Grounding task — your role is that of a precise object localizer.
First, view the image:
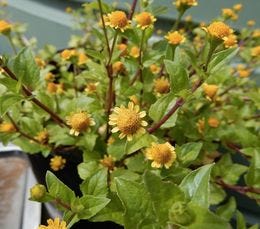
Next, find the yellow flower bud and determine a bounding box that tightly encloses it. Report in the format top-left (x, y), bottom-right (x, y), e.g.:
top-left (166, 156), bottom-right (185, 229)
top-left (30, 184), bottom-right (46, 200)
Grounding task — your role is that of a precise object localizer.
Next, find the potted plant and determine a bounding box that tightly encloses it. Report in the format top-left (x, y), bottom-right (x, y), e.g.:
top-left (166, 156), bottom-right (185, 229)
top-left (0, 0), bottom-right (259, 228)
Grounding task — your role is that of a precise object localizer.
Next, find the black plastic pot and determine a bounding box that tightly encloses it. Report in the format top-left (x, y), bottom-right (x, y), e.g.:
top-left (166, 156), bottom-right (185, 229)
top-left (28, 151), bottom-right (123, 229)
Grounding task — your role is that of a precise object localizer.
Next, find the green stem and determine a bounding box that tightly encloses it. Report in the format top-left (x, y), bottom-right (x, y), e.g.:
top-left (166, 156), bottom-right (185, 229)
top-left (205, 41), bottom-right (218, 71)
top-left (172, 11), bottom-right (184, 31)
top-left (6, 34), bottom-right (17, 54)
top-left (97, 0), bottom-right (111, 56)
top-left (107, 31), bottom-right (118, 65)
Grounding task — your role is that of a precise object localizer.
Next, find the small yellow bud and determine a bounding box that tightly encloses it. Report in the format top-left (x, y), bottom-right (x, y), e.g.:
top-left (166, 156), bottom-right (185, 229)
top-left (203, 84), bottom-right (218, 99)
top-left (208, 117), bottom-right (220, 128)
top-left (30, 184), bottom-right (46, 200)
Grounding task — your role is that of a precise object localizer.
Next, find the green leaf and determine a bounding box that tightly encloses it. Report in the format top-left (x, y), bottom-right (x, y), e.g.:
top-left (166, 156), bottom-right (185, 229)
top-left (164, 60), bottom-right (189, 94)
top-left (216, 197), bottom-right (236, 221)
top-left (76, 133), bottom-right (98, 151)
top-left (176, 142), bottom-right (203, 166)
top-left (179, 164), bottom-right (214, 208)
top-left (78, 161), bottom-right (99, 180)
top-left (86, 49), bottom-right (105, 62)
top-left (115, 178), bottom-right (157, 229)
top-left (0, 94), bottom-right (23, 116)
top-left (236, 210), bottom-right (246, 229)
top-left (80, 168), bottom-right (108, 197)
top-left (12, 47), bottom-right (40, 89)
top-left (45, 171), bottom-right (75, 208)
top-left (245, 150), bottom-right (260, 188)
top-left (125, 133), bottom-right (155, 155)
top-left (178, 202), bottom-right (230, 229)
top-left (149, 93), bottom-right (179, 128)
top-left (91, 192), bottom-right (124, 225)
top-left (144, 171), bottom-right (185, 226)
top-left (208, 48), bottom-right (239, 74)
top-left (0, 77), bottom-right (19, 93)
top-left (77, 195), bottom-right (110, 220)
top-left (107, 138), bottom-right (126, 160)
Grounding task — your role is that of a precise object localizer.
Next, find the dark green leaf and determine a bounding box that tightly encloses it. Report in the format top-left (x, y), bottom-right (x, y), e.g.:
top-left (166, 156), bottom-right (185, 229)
top-left (245, 150), bottom-right (260, 188)
top-left (216, 197), bottom-right (236, 221)
top-left (0, 94), bottom-right (23, 116)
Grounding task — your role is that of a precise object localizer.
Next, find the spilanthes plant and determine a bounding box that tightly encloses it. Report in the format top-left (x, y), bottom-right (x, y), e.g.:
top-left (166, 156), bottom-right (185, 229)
top-left (0, 0), bottom-right (259, 228)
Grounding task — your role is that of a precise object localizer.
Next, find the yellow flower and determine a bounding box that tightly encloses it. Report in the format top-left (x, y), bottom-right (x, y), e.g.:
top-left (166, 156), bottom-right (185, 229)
top-left (117, 43), bottom-right (128, 56)
top-left (165, 31), bottom-right (185, 45)
top-left (0, 122), bottom-right (16, 133)
top-left (50, 156), bottom-right (66, 171)
top-left (223, 34), bottom-right (237, 48)
top-left (251, 46), bottom-right (260, 57)
top-left (35, 57), bottom-right (46, 68)
top-left (233, 4), bottom-right (242, 11)
top-left (129, 46), bottom-right (140, 58)
top-left (47, 82), bottom-right (58, 94)
top-left (145, 142), bottom-right (176, 169)
top-left (175, 0), bottom-right (198, 11)
top-left (0, 0), bottom-right (8, 7)
top-left (85, 82), bottom-right (99, 94)
top-left (38, 218), bottom-right (67, 229)
top-left (109, 102), bottom-right (147, 141)
top-left (100, 155), bottom-right (115, 171)
top-left (65, 7), bottom-right (73, 13)
top-left (0, 20), bottom-right (12, 33)
top-left (203, 83), bottom-right (218, 99)
top-left (45, 72), bottom-right (55, 81)
top-left (105, 11), bottom-right (130, 32)
top-left (30, 184), bottom-right (46, 200)
top-left (237, 69), bottom-right (251, 78)
top-left (185, 15), bottom-right (192, 22)
top-left (35, 130), bottom-right (49, 145)
top-left (252, 29), bottom-right (260, 38)
top-left (208, 117), bottom-right (220, 128)
top-left (134, 12), bottom-right (156, 30)
top-left (205, 21), bottom-right (233, 40)
top-left (196, 119), bottom-right (205, 134)
top-left (154, 77), bottom-right (170, 95)
top-left (247, 20), bottom-right (255, 27)
top-left (222, 8), bottom-right (238, 21)
top-left (60, 49), bottom-right (77, 60)
top-left (66, 111), bottom-right (95, 136)
top-left (112, 61), bottom-right (126, 75)
top-left (150, 64), bottom-right (160, 74)
top-left (77, 52), bottom-right (88, 65)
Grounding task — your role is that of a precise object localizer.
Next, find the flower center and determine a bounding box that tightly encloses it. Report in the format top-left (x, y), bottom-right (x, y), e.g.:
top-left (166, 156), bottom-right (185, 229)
top-left (136, 12), bottom-right (152, 26)
top-left (70, 113), bottom-right (90, 131)
top-left (116, 109), bottom-right (141, 134)
top-left (109, 11), bottom-right (128, 28)
top-left (207, 22), bottom-right (232, 39)
top-left (154, 78), bottom-right (170, 94)
top-left (152, 144), bottom-right (173, 164)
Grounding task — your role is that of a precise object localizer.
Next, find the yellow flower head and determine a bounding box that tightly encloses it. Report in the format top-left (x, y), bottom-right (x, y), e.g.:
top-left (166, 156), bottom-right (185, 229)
top-left (196, 118), bottom-right (205, 134)
top-left (175, 0), bottom-right (198, 11)
top-left (205, 21), bottom-right (233, 40)
top-left (0, 20), bottom-right (12, 33)
top-left (145, 142), bottom-right (176, 169)
top-left (251, 46), bottom-right (260, 57)
top-left (47, 82), bottom-right (58, 94)
top-left (203, 83), bottom-right (218, 99)
top-left (60, 49), bottom-right (77, 60)
top-left (150, 64), bottom-right (161, 74)
top-left (77, 52), bottom-right (88, 65)
top-left (66, 111), bottom-right (95, 136)
top-left (208, 117), bottom-right (220, 128)
top-left (65, 7), bottom-right (73, 13)
top-left (112, 61), bottom-right (126, 75)
top-left (45, 72), bottom-right (55, 81)
top-left (134, 12), bottom-right (156, 30)
top-left (105, 11), bottom-right (130, 32)
top-left (35, 130), bottom-right (49, 145)
top-left (165, 31), bottom-right (185, 45)
top-left (129, 46), bottom-right (140, 58)
top-left (0, 0), bottom-right (8, 7)
top-left (252, 29), bottom-right (260, 38)
top-left (35, 57), bottom-right (46, 68)
top-left (50, 156), bottom-right (66, 171)
top-left (38, 218), bottom-right (67, 229)
top-left (222, 8), bottom-right (238, 21)
top-left (237, 69), bottom-right (251, 78)
top-left (233, 4), bottom-right (242, 11)
top-left (109, 102), bottom-right (147, 141)
top-left (0, 122), bottom-right (16, 133)
top-left (100, 155), bottom-right (115, 171)
top-left (30, 184), bottom-right (46, 200)
top-left (117, 43), bottom-right (128, 56)
top-left (247, 20), bottom-right (255, 27)
top-left (85, 82), bottom-right (99, 94)
top-left (223, 34), bottom-right (237, 48)
top-left (154, 77), bottom-right (170, 95)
